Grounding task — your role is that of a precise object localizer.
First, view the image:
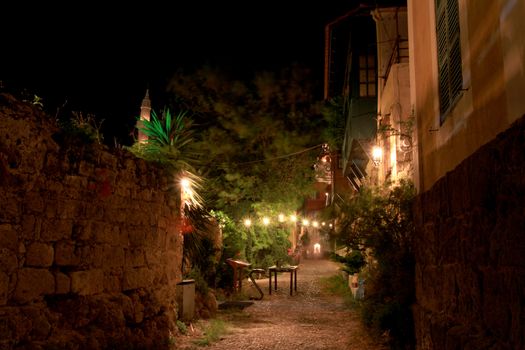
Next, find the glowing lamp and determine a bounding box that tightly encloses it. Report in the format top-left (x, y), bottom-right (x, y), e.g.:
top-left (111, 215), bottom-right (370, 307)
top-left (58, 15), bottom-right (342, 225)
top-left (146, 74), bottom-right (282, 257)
top-left (372, 146), bottom-right (383, 166)
top-left (180, 178), bottom-right (191, 191)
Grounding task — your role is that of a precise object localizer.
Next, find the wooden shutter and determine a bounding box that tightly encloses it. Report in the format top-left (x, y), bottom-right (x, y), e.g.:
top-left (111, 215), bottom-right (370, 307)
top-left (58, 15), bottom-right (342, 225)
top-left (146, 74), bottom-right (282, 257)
top-left (436, 0), bottom-right (463, 122)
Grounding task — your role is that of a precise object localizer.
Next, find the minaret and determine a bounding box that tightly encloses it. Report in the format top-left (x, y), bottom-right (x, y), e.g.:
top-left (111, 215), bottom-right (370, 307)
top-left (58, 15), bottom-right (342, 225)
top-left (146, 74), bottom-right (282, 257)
top-left (137, 89), bottom-right (151, 143)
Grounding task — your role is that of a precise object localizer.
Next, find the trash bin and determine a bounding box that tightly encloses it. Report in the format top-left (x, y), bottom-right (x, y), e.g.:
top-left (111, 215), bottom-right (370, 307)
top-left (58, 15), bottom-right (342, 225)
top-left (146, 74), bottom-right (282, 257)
top-left (176, 279), bottom-right (195, 321)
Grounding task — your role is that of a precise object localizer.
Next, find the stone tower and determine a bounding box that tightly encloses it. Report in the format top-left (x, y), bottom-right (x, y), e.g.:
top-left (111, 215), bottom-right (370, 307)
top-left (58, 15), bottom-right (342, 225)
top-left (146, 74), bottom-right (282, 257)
top-left (137, 89), bottom-right (151, 143)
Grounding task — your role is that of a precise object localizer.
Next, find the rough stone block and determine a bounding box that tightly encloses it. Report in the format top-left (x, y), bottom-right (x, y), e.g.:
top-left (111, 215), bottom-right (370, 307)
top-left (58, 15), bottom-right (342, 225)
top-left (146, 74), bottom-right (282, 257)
top-left (0, 271), bottom-right (8, 305)
top-left (54, 241), bottom-right (80, 266)
top-left (123, 267), bottom-right (153, 291)
top-left (0, 248), bottom-right (18, 275)
top-left (114, 186), bottom-right (131, 198)
top-left (24, 192), bottom-right (44, 213)
top-left (144, 248), bottom-right (161, 266)
top-left (25, 243), bottom-right (54, 267)
top-left (92, 221), bottom-right (114, 244)
top-left (45, 179), bottom-right (64, 194)
top-left (99, 152), bottom-right (117, 168)
top-left (44, 199), bottom-right (57, 218)
top-left (55, 272), bottom-right (70, 294)
top-left (78, 160), bottom-right (95, 176)
top-left (103, 272), bottom-right (122, 292)
top-left (77, 245), bottom-right (95, 268)
top-left (57, 200), bottom-right (83, 219)
top-left (45, 152), bottom-right (60, 169)
top-left (40, 219), bottom-right (73, 241)
top-left (467, 150), bottom-right (496, 209)
top-left (21, 215), bottom-right (36, 240)
top-left (64, 175), bottom-right (88, 189)
top-left (0, 224), bottom-right (18, 251)
top-left (448, 163), bottom-right (471, 215)
top-left (70, 269), bottom-right (104, 295)
top-left (138, 189), bottom-right (152, 201)
top-left (84, 204), bottom-right (104, 221)
top-left (103, 246), bottom-right (125, 268)
top-left (22, 306), bottom-right (51, 340)
top-left (72, 221), bottom-right (92, 241)
top-left (125, 248), bottom-right (145, 267)
top-left (14, 268), bottom-right (54, 304)
top-left (89, 245), bottom-right (105, 268)
top-left (129, 228), bottom-right (146, 247)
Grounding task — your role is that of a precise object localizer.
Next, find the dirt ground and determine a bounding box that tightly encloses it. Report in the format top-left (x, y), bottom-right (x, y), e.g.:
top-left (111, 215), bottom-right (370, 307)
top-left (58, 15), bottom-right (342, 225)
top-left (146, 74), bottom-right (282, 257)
top-left (175, 258), bottom-right (387, 350)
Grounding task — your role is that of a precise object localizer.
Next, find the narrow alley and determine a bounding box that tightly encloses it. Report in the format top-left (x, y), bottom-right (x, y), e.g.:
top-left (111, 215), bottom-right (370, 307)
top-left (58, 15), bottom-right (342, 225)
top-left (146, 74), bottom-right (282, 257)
top-left (177, 259), bottom-right (387, 350)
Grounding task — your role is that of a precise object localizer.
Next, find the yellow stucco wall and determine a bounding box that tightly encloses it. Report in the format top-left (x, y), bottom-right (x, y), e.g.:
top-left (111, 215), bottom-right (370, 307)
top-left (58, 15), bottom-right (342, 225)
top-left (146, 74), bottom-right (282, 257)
top-left (409, 0), bottom-right (525, 192)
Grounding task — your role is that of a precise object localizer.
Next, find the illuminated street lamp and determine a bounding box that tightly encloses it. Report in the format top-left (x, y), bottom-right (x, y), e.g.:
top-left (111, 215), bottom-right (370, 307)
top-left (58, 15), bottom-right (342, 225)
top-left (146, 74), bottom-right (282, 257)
top-left (302, 219), bottom-right (309, 226)
top-left (278, 214), bottom-right (285, 222)
top-left (262, 217), bottom-right (270, 226)
top-left (290, 215), bottom-right (297, 222)
top-left (372, 146), bottom-right (383, 166)
top-left (244, 219), bottom-right (252, 227)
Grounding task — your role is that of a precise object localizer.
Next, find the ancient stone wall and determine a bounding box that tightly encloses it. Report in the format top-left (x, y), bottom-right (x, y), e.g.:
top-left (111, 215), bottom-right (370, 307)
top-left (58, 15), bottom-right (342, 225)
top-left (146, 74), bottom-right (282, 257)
top-left (413, 115), bottom-right (525, 349)
top-left (0, 94), bottom-right (183, 349)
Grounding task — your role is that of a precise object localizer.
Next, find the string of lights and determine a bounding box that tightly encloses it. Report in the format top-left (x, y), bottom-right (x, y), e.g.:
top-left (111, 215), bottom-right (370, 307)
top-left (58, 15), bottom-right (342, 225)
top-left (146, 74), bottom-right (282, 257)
top-left (241, 214), bottom-right (333, 229)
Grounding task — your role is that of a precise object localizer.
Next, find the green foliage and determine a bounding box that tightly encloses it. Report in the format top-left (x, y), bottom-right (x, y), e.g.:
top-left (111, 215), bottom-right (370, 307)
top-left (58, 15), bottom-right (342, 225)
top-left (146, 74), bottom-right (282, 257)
top-left (168, 64), bottom-right (323, 218)
top-left (56, 111), bottom-right (105, 144)
top-left (167, 64), bottom-right (325, 293)
top-left (176, 320), bottom-right (188, 334)
top-left (182, 206), bottom-right (218, 286)
top-left (320, 274), bottom-right (355, 308)
top-left (211, 211), bottom-right (247, 290)
top-left (185, 266), bottom-right (209, 295)
top-left (193, 319), bottom-right (228, 346)
top-left (320, 96), bottom-right (346, 151)
top-left (128, 108), bottom-right (199, 174)
top-left (211, 210), bottom-right (292, 290)
top-left (334, 180), bottom-right (416, 349)
top-left (331, 250), bottom-right (366, 275)
top-left (249, 225), bottom-right (292, 269)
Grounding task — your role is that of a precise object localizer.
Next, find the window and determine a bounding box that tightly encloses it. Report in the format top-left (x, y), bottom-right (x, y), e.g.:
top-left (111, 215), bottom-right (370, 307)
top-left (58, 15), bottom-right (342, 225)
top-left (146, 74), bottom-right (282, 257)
top-left (435, 0), bottom-right (463, 122)
top-left (359, 52), bottom-right (376, 97)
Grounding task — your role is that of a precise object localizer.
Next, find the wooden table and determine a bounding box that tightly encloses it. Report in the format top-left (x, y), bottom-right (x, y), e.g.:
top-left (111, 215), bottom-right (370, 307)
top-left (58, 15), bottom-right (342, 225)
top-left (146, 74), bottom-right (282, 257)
top-left (226, 258), bottom-right (251, 293)
top-left (268, 265), bottom-right (298, 296)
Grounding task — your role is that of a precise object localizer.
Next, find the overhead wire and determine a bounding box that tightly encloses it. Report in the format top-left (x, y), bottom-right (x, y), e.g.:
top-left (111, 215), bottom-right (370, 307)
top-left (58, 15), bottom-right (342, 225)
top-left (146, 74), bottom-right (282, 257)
top-left (234, 143), bottom-right (325, 165)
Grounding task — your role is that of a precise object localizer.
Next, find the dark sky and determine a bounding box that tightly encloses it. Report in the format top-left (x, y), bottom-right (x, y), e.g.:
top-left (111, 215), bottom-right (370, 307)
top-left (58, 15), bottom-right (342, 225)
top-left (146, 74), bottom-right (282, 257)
top-left (2, 2), bottom-right (365, 143)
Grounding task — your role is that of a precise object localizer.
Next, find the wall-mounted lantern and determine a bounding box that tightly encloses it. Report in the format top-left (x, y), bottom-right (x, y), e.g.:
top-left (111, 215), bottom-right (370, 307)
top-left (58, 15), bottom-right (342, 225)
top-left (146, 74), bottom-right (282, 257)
top-left (372, 146), bottom-right (383, 166)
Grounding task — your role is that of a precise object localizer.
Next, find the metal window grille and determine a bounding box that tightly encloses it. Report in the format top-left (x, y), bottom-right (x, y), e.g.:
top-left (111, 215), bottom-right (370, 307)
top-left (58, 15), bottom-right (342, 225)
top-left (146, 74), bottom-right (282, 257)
top-left (436, 0), bottom-right (463, 122)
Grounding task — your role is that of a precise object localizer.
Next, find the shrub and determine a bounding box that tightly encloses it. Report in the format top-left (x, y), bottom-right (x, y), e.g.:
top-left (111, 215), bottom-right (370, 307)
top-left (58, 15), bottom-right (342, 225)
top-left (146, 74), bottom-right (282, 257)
top-left (335, 180), bottom-right (416, 349)
top-left (331, 250), bottom-right (366, 275)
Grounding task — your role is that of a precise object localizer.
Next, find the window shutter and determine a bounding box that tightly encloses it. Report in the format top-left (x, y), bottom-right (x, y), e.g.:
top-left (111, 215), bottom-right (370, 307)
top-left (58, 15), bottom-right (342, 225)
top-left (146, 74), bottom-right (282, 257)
top-left (435, 0), bottom-right (463, 122)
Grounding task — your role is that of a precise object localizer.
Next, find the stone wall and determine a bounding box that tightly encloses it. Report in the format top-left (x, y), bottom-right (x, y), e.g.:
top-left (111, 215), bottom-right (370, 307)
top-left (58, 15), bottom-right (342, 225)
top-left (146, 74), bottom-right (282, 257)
top-left (413, 115), bottom-right (525, 349)
top-left (0, 94), bottom-right (183, 349)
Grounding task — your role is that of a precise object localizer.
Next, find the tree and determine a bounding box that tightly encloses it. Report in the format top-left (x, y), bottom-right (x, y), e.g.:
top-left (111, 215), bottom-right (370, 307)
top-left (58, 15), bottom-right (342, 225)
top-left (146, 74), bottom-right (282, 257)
top-left (167, 64), bottom-right (325, 220)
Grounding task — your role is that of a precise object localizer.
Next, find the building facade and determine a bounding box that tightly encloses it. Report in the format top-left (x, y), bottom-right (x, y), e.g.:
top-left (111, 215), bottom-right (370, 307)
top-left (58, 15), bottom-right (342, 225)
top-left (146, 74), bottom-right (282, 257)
top-left (373, 7), bottom-right (413, 185)
top-left (409, 0), bottom-right (525, 192)
top-left (409, 0), bottom-right (525, 348)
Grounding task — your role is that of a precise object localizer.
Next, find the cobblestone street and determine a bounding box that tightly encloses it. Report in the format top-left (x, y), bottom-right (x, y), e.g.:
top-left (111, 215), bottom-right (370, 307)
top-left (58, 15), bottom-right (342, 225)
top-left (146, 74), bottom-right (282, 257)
top-left (177, 259), bottom-right (386, 350)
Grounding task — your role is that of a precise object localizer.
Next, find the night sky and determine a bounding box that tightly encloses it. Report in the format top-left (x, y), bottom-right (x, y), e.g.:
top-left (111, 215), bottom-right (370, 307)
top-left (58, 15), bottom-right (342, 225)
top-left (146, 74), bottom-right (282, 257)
top-left (2, 1), bottom-right (367, 143)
